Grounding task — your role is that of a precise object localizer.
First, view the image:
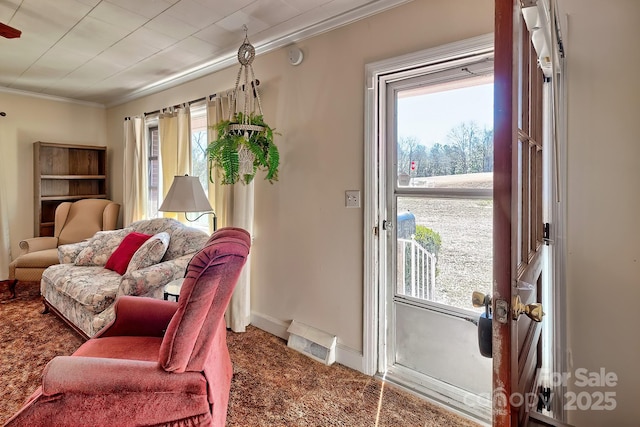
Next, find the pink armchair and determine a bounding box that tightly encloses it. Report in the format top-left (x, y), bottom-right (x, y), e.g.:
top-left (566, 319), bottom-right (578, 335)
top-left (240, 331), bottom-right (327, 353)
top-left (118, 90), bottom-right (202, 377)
top-left (5, 227), bottom-right (250, 427)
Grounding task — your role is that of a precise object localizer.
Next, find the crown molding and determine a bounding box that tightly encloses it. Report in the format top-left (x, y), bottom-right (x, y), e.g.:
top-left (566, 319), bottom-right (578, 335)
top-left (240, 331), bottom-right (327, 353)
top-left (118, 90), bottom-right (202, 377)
top-left (106, 0), bottom-right (414, 108)
top-left (0, 86), bottom-right (105, 108)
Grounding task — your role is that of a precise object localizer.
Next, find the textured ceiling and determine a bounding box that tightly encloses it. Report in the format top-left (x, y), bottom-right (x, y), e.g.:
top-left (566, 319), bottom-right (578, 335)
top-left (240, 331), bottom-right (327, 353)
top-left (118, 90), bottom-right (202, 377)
top-left (0, 0), bottom-right (411, 106)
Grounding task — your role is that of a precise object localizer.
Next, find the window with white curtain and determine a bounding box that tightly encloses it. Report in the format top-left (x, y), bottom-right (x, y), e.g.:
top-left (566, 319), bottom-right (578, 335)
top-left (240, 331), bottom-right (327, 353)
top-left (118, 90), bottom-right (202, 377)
top-left (190, 104), bottom-right (208, 193)
top-left (145, 105), bottom-right (211, 232)
top-left (147, 121), bottom-right (160, 219)
top-left (189, 104), bottom-right (210, 231)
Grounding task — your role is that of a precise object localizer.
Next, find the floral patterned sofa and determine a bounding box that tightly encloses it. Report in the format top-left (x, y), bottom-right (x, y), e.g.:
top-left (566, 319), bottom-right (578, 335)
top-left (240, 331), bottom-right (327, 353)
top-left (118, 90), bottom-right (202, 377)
top-left (41, 218), bottom-right (209, 338)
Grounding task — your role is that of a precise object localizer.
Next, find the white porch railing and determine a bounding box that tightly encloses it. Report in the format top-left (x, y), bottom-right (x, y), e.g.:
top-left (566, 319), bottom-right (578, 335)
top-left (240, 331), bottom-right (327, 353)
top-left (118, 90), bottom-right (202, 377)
top-left (397, 238), bottom-right (436, 300)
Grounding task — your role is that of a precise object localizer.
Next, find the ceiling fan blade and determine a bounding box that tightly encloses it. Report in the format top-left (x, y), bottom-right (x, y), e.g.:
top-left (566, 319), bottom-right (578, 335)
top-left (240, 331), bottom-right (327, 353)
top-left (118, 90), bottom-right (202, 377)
top-left (0, 22), bottom-right (21, 39)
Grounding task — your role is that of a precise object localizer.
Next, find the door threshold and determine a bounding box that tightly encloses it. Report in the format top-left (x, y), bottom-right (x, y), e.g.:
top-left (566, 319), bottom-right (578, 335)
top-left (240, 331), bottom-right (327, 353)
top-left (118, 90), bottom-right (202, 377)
top-left (528, 411), bottom-right (575, 427)
top-left (381, 365), bottom-right (491, 426)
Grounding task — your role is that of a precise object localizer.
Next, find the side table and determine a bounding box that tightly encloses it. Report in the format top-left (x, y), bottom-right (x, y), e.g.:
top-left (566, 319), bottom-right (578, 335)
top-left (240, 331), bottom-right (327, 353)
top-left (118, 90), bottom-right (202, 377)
top-left (164, 278), bottom-right (184, 302)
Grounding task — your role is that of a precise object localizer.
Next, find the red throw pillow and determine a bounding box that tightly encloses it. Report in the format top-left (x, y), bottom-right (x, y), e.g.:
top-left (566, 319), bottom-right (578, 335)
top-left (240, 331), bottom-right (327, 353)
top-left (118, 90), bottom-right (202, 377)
top-left (105, 232), bottom-right (152, 275)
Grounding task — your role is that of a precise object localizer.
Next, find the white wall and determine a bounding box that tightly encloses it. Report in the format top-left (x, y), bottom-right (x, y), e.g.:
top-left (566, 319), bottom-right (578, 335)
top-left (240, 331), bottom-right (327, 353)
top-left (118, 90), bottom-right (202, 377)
top-left (562, 0), bottom-right (640, 425)
top-left (106, 0), bottom-right (494, 357)
top-left (0, 91), bottom-right (106, 260)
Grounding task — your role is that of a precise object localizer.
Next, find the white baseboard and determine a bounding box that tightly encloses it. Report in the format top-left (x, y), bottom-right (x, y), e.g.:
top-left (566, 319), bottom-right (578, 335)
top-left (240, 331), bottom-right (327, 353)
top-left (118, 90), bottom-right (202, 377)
top-left (250, 311), bottom-right (365, 373)
top-left (250, 311), bottom-right (289, 338)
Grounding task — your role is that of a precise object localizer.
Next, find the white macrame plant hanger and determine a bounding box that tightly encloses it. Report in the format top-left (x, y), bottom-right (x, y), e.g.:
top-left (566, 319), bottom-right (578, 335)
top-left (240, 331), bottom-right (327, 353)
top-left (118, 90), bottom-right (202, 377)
top-left (229, 26), bottom-right (264, 177)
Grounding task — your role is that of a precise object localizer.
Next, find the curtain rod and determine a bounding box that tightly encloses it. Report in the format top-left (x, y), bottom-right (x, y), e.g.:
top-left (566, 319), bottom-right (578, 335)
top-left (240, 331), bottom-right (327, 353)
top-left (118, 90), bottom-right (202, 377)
top-left (142, 94), bottom-right (212, 117)
top-left (139, 79), bottom-right (261, 118)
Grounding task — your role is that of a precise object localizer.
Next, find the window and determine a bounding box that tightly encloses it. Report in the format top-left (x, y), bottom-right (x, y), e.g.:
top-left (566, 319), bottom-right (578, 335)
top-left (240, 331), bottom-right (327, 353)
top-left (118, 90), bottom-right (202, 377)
top-left (189, 105), bottom-right (211, 232)
top-left (393, 75), bottom-right (494, 313)
top-left (145, 105), bottom-right (212, 232)
top-left (190, 105), bottom-right (209, 191)
top-left (148, 125), bottom-right (160, 219)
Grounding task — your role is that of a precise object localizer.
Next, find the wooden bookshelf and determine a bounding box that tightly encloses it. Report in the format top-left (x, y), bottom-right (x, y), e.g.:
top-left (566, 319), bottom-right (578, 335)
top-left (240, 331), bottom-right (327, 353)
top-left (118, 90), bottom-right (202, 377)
top-left (34, 142), bottom-right (108, 237)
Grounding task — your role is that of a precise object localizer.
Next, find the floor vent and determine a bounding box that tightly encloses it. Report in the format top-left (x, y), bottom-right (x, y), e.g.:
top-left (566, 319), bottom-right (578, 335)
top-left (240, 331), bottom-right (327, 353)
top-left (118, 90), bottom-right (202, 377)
top-left (286, 320), bottom-right (336, 365)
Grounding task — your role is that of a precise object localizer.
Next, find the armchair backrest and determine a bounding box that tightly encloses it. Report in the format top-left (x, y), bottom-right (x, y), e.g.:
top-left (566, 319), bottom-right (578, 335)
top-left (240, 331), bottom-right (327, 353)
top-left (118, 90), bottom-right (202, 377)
top-left (159, 227), bottom-right (250, 373)
top-left (56, 199), bottom-right (121, 245)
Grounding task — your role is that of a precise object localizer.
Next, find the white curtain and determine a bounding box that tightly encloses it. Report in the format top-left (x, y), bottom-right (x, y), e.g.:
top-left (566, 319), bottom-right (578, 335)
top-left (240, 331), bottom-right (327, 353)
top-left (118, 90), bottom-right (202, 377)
top-left (0, 118), bottom-right (14, 280)
top-left (159, 107), bottom-right (191, 222)
top-left (207, 95), bottom-right (254, 332)
top-left (123, 117), bottom-right (148, 226)
top-left (0, 163), bottom-right (11, 279)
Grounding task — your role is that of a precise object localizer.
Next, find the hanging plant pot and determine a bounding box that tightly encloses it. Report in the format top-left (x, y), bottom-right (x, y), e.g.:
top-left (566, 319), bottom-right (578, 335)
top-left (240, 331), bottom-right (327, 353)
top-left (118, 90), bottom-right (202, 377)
top-left (207, 112), bottom-right (279, 185)
top-left (206, 28), bottom-right (280, 186)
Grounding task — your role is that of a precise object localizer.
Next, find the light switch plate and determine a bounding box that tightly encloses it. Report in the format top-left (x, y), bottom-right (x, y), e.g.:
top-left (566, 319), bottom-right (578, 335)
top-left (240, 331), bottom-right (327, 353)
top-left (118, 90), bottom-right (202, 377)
top-left (345, 190), bottom-right (360, 208)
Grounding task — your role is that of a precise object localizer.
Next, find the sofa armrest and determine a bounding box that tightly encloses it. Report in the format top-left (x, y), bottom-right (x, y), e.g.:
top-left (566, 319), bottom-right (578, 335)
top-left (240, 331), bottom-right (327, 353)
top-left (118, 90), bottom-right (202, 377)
top-left (18, 237), bottom-right (58, 255)
top-left (96, 296), bottom-right (178, 338)
top-left (117, 254), bottom-right (193, 299)
top-left (42, 356), bottom-right (206, 397)
top-left (57, 240), bottom-right (91, 264)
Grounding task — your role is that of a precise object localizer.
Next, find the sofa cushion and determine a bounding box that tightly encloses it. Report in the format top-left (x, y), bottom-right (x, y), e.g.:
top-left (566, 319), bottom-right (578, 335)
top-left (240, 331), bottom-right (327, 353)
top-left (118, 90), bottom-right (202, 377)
top-left (75, 229), bottom-right (131, 266)
top-left (43, 264), bottom-right (122, 314)
top-left (163, 226), bottom-right (209, 261)
top-left (58, 241), bottom-right (91, 264)
top-left (105, 232), bottom-right (152, 275)
top-left (129, 218), bottom-right (179, 236)
top-left (126, 232), bottom-right (170, 274)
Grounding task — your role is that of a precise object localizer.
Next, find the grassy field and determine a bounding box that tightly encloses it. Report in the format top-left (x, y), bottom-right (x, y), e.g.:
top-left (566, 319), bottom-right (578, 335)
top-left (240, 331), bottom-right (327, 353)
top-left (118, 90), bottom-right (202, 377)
top-left (397, 173), bottom-right (493, 312)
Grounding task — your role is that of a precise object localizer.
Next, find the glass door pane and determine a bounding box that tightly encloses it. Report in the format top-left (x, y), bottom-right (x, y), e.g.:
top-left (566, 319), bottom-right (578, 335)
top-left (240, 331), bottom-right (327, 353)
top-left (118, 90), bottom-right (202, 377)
top-left (379, 48), bottom-right (495, 421)
top-left (396, 80), bottom-right (494, 188)
top-left (396, 197), bottom-right (492, 312)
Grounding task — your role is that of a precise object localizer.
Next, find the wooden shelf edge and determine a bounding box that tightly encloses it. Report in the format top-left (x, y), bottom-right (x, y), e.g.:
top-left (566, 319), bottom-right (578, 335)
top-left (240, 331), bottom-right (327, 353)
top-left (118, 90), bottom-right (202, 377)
top-left (41, 195), bottom-right (108, 201)
top-left (41, 175), bottom-right (106, 180)
top-left (36, 142), bottom-right (106, 151)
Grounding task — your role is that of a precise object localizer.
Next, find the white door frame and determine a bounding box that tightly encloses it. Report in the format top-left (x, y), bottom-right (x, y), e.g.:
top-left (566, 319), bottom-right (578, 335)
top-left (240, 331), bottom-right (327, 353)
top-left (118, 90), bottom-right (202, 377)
top-left (362, 34), bottom-right (495, 376)
top-left (363, 30), bottom-right (568, 423)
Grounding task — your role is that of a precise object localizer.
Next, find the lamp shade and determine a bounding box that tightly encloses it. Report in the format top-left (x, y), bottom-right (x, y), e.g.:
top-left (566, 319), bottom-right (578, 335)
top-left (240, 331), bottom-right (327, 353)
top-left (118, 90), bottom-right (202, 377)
top-left (158, 175), bottom-right (213, 212)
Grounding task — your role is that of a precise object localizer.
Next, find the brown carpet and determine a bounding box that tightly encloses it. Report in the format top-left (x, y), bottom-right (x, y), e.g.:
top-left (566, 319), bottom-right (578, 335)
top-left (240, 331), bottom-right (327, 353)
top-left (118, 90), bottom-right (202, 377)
top-left (0, 284), bottom-right (480, 426)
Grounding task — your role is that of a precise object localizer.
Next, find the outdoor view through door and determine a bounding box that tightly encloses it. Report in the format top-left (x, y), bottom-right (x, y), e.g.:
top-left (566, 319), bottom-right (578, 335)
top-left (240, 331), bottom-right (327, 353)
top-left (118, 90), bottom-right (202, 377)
top-left (396, 80), bottom-right (494, 311)
top-left (377, 46), bottom-right (495, 423)
top-left (367, 28), bottom-right (557, 425)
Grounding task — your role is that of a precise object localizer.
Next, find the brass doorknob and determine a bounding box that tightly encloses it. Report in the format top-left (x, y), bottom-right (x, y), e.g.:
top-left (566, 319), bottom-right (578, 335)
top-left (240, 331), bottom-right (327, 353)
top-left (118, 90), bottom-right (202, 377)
top-left (512, 295), bottom-right (544, 322)
top-left (472, 291), bottom-right (491, 308)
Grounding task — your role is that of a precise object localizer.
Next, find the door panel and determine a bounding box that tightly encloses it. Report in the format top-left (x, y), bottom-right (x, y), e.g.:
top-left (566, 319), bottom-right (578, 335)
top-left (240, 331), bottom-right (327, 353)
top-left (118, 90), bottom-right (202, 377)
top-left (383, 55), bottom-right (495, 421)
top-left (494, 0), bottom-right (546, 425)
top-left (395, 302), bottom-right (491, 395)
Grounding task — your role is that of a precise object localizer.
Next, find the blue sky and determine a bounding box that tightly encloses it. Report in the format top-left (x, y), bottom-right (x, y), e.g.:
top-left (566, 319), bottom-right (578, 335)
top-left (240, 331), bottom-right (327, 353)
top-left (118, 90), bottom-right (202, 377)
top-left (397, 83), bottom-right (494, 147)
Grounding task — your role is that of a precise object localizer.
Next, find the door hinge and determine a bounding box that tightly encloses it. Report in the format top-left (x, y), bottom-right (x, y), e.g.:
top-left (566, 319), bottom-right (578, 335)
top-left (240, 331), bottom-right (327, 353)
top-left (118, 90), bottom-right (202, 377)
top-left (537, 386), bottom-right (552, 412)
top-left (373, 226), bottom-right (378, 236)
top-left (543, 222), bottom-right (552, 245)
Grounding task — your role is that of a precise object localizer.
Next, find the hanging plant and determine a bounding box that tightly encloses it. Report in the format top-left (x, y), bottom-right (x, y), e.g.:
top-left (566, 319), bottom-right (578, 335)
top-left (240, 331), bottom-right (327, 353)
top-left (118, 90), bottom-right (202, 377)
top-left (206, 27), bottom-right (280, 186)
top-left (207, 111), bottom-right (279, 185)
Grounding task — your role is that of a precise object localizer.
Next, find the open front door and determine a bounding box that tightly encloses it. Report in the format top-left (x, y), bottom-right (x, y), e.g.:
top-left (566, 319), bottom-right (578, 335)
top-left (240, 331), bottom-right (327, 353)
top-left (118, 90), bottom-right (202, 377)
top-left (493, 0), bottom-right (547, 425)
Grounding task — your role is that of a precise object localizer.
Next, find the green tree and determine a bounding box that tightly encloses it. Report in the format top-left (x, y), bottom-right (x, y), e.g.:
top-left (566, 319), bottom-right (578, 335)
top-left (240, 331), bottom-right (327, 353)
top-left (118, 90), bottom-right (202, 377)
top-left (397, 136), bottom-right (428, 176)
top-left (399, 121), bottom-right (493, 178)
top-left (476, 126), bottom-right (493, 172)
top-left (446, 121), bottom-right (479, 173)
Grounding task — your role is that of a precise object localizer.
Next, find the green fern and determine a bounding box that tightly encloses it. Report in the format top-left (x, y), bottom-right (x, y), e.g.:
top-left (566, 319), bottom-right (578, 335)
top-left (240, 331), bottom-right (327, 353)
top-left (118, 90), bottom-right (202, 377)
top-left (265, 144), bottom-right (279, 181)
top-left (219, 140), bottom-right (240, 184)
top-left (207, 111), bottom-right (280, 185)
